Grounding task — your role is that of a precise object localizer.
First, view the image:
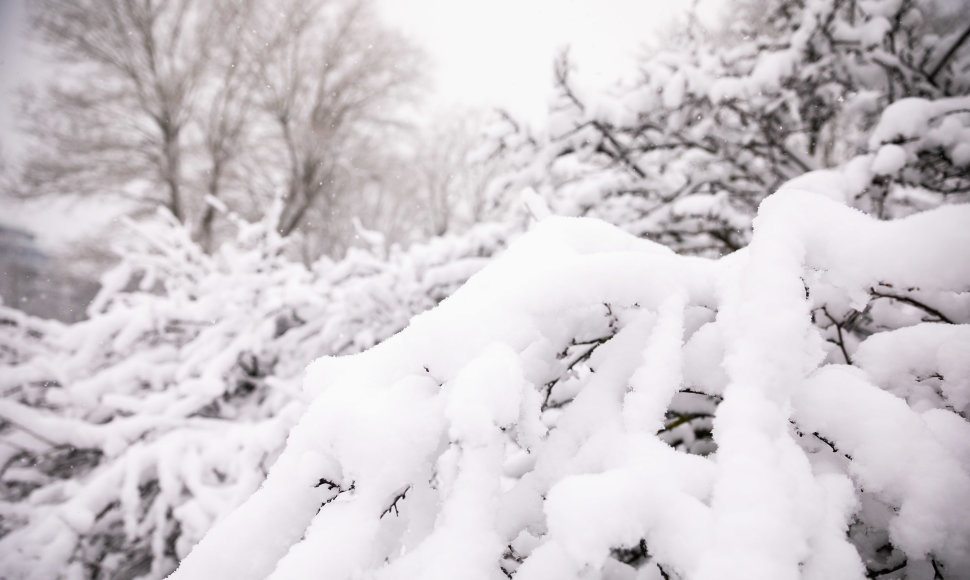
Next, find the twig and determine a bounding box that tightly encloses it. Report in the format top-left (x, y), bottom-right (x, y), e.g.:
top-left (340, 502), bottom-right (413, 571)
top-left (812, 432), bottom-right (852, 459)
top-left (679, 388), bottom-right (722, 401)
top-left (932, 557), bottom-right (945, 580)
top-left (821, 307), bottom-right (853, 365)
top-left (315, 477), bottom-right (355, 509)
top-left (380, 485), bottom-right (411, 518)
top-left (929, 23), bottom-right (970, 81)
top-left (657, 413), bottom-right (713, 434)
top-left (869, 288), bottom-right (953, 324)
top-left (503, 544), bottom-right (524, 564)
top-left (542, 342), bottom-right (605, 409)
top-left (569, 335), bottom-right (613, 347)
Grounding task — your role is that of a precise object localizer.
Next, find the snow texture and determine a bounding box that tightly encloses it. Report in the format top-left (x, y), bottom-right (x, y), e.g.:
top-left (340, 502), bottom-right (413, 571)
top-left (4, 1), bottom-right (970, 577)
top-left (170, 190), bottom-right (970, 580)
top-left (0, 208), bottom-right (512, 579)
top-left (495, 0), bottom-right (970, 256)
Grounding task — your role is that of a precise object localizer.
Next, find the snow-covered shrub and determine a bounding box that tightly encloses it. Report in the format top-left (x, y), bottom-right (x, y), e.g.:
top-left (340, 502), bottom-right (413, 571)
top-left (0, 305), bottom-right (62, 368)
top-left (172, 190), bottom-right (970, 580)
top-left (0, 209), bottom-right (511, 579)
top-left (4, 1), bottom-right (968, 578)
top-left (496, 0), bottom-right (970, 255)
top-left (788, 94), bottom-right (970, 218)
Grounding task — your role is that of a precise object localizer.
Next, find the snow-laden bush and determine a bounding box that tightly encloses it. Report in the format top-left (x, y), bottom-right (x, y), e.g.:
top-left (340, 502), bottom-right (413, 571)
top-left (0, 209), bottom-right (510, 579)
top-left (0, 305), bottom-right (63, 368)
top-left (495, 0), bottom-right (970, 255)
top-left (171, 190), bottom-right (970, 580)
top-left (4, 0), bottom-right (968, 576)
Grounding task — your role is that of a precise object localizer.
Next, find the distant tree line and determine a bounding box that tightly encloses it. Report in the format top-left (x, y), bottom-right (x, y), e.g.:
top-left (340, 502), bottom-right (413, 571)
top-left (12, 0), bottom-right (502, 259)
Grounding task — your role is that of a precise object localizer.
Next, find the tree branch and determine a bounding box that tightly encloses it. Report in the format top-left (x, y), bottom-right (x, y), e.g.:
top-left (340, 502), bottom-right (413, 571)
top-left (869, 288), bottom-right (954, 324)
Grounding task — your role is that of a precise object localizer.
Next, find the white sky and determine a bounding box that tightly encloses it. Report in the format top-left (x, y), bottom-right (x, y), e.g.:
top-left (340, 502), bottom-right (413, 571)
top-left (376, 0), bottom-right (689, 121)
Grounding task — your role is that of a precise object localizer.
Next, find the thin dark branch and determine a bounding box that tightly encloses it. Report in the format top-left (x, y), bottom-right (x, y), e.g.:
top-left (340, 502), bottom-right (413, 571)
top-left (315, 477), bottom-right (356, 510)
top-left (542, 336), bottom-right (613, 410)
top-left (869, 288), bottom-right (954, 324)
top-left (821, 307), bottom-right (853, 365)
top-left (503, 545), bottom-right (524, 564)
top-left (932, 557), bottom-right (945, 580)
top-left (929, 22), bottom-right (970, 81)
top-left (569, 335), bottom-right (614, 347)
top-left (380, 485), bottom-right (411, 518)
top-left (679, 388), bottom-right (722, 402)
top-left (811, 431), bottom-right (852, 460)
top-left (657, 413), bottom-right (713, 434)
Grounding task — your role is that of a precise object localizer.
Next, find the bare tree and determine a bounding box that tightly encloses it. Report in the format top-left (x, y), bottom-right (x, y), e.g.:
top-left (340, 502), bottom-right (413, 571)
top-left (19, 0), bottom-right (426, 257)
top-left (24, 0), bottom-right (218, 222)
top-left (411, 112), bottom-right (505, 237)
top-left (191, 0), bottom-right (261, 251)
top-left (252, 0), bottom-right (425, 241)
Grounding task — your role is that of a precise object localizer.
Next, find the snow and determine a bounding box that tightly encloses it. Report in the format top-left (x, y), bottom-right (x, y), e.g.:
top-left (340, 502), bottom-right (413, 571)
top-left (520, 187), bottom-right (553, 221)
top-left (750, 51), bottom-right (796, 90)
top-left (168, 190), bottom-right (970, 579)
top-left (795, 366), bottom-right (970, 569)
top-left (662, 73), bottom-right (686, 110)
top-left (870, 144), bottom-right (907, 175)
top-left (868, 96), bottom-right (970, 151)
top-left (4, 0), bottom-right (970, 577)
top-left (854, 324), bottom-right (970, 411)
top-left (952, 142), bottom-right (970, 166)
top-left (0, 208), bottom-right (514, 579)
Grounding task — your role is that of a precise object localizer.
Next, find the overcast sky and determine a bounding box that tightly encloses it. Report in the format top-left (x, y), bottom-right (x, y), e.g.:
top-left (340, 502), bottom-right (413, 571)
top-left (376, 0), bottom-right (691, 121)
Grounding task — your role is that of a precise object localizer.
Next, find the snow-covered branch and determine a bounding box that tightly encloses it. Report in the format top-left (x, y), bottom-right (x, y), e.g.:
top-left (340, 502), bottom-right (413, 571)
top-left (171, 190), bottom-right (970, 580)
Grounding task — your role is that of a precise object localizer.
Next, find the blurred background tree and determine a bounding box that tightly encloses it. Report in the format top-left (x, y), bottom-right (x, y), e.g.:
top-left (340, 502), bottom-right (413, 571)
top-left (14, 0), bottom-right (433, 258)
